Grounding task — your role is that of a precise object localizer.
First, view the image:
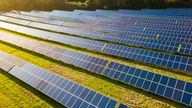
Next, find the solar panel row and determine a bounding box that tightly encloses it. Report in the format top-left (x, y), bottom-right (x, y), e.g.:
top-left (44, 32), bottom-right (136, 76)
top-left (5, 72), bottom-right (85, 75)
top-left (3, 13), bottom-right (66, 26)
top-left (0, 16), bottom-right (192, 57)
top-left (2, 13), bottom-right (192, 44)
top-left (38, 10), bottom-right (192, 37)
top-left (55, 11), bottom-right (192, 43)
top-left (96, 9), bottom-right (192, 18)
top-left (0, 33), bottom-right (109, 74)
top-left (95, 25), bottom-right (192, 42)
top-left (1, 14), bottom-right (191, 53)
top-left (57, 9), bottom-right (192, 22)
top-left (0, 51), bottom-right (129, 108)
top-left (104, 62), bottom-right (192, 106)
top-left (0, 33), bottom-right (191, 107)
top-left (66, 20), bottom-right (191, 44)
top-left (0, 16), bottom-right (180, 53)
top-left (0, 21), bottom-right (191, 73)
top-left (118, 9), bottom-right (192, 17)
top-left (117, 17), bottom-right (192, 27)
top-left (93, 16), bottom-right (191, 28)
top-left (54, 10), bottom-right (192, 32)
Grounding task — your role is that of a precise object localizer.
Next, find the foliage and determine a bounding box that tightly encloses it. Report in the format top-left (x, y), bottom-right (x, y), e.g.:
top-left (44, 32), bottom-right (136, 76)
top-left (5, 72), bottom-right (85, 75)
top-left (0, 0), bottom-right (191, 11)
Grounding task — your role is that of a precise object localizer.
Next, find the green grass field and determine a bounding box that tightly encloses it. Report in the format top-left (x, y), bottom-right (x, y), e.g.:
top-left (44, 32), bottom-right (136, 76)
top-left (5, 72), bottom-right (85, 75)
top-left (0, 29), bottom-right (191, 108)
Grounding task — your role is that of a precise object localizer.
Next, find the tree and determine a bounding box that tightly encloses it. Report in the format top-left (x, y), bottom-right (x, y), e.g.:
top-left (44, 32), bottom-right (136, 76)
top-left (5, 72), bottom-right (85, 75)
top-left (145, 0), bottom-right (166, 8)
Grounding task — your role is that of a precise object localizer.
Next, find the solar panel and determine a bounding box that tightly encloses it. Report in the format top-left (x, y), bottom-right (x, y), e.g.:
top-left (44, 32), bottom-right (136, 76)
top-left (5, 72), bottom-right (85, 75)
top-left (15, 25), bottom-right (105, 51)
top-left (104, 62), bottom-right (192, 106)
top-left (0, 15), bottom-right (190, 54)
top-left (0, 21), bottom-right (19, 31)
top-left (97, 10), bottom-right (192, 23)
top-left (102, 44), bottom-right (192, 72)
top-left (7, 10), bottom-right (192, 31)
top-left (50, 10), bottom-right (72, 18)
top-left (3, 13), bottom-right (64, 26)
top-left (0, 51), bottom-right (129, 108)
top-left (0, 23), bottom-right (191, 73)
top-left (0, 33), bottom-right (108, 74)
top-left (97, 25), bottom-right (192, 43)
top-left (4, 13), bottom-right (41, 22)
top-left (1, 9), bottom-right (192, 108)
top-left (0, 18), bottom-right (185, 54)
top-left (0, 32), bottom-right (192, 106)
top-left (180, 44), bottom-right (192, 55)
top-left (20, 11), bottom-right (50, 19)
top-left (29, 22), bottom-right (61, 31)
top-left (118, 103), bottom-right (129, 108)
top-left (5, 16), bottom-right (31, 25)
top-left (102, 33), bottom-right (180, 52)
top-left (17, 26), bottom-right (51, 39)
top-left (0, 58), bottom-right (14, 71)
top-left (118, 9), bottom-right (192, 17)
top-left (73, 10), bottom-right (99, 17)
top-left (8, 10), bottom-right (192, 26)
top-left (141, 9), bottom-right (192, 17)
top-left (3, 13), bottom-right (192, 44)
top-left (26, 23), bottom-right (192, 56)
top-left (0, 15), bottom-right (9, 20)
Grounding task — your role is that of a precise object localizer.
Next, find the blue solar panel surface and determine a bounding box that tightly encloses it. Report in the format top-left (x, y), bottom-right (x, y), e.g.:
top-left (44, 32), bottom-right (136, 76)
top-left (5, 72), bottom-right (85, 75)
top-left (0, 51), bottom-right (129, 108)
top-left (0, 14), bottom-right (191, 54)
top-left (0, 32), bottom-right (192, 106)
top-left (0, 22), bottom-right (191, 72)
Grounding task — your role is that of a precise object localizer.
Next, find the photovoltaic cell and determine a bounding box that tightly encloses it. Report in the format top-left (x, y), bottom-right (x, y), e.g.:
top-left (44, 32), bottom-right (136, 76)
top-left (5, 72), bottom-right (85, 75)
top-left (0, 58), bottom-right (14, 71)
top-left (3, 13), bottom-right (64, 25)
top-left (104, 62), bottom-right (192, 106)
top-left (4, 12), bottom-right (192, 44)
top-left (0, 22), bottom-right (191, 72)
top-left (0, 33), bottom-right (191, 106)
top-left (102, 44), bottom-right (192, 72)
top-left (180, 44), bottom-right (192, 55)
top-left (0, 51), bottom-right (129, 108)
top-left (0, 9), bottom-right (192, 107)
top-left (0, 33), bottom-right (108, 74)
top-left (0, 15), bottom-right (190, 55)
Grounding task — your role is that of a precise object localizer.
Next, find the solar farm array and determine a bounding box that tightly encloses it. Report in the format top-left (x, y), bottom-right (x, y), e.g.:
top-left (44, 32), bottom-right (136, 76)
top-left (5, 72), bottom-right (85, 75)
top-left (0, 8), bottom-right (191, 107)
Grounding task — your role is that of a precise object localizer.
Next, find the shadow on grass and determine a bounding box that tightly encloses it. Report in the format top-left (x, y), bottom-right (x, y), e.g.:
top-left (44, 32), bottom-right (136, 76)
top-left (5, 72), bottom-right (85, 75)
top-left (0, 69), bottom-right (65, 108)
top-left (0, 41), bottom-right (190, 108)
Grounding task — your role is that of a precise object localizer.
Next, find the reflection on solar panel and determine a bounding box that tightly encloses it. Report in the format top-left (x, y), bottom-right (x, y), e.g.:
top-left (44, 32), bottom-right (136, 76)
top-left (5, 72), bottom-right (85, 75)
top-left (0, 22), bottom-right (191, 73)
top-left (0, 51), bottom-right (129, 108)
top-left (0, 32), bottom-right (192, 107)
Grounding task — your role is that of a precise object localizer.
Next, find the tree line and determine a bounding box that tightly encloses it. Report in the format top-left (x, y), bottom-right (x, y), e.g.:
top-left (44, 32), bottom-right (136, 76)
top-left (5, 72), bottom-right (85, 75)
top-left (0, 0), bottom-right (191, 11)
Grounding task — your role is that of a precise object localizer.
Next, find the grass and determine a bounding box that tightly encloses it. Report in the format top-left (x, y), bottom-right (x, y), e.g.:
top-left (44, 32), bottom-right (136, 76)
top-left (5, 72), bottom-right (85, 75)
top-left (0, 30), bottom-right (191, 107)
